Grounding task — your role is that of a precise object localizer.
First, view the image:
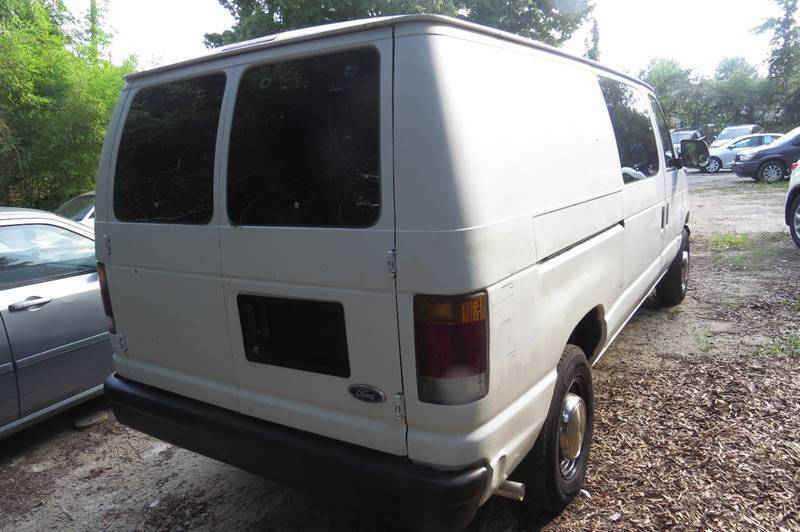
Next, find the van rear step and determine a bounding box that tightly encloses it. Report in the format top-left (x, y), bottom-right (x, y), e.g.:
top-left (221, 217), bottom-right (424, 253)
top-left (104, 374), bottom-right (489, 531)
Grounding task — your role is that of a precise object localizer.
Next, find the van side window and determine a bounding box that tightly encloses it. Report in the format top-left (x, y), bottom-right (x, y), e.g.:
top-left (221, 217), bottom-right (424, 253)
top-left (648, 95), bottom-right (678, 168)
top-left (598, 78), bottom-right (660, 183)
top-left (227, 48), bottom-right (380, 227)
top-left (113, 74), bottom-right (226, 224)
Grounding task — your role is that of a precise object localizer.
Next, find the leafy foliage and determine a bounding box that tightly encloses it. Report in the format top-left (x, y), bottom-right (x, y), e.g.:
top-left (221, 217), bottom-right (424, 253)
top-left (0, 0), bottom-right (133, 210)
top-left (645, 0), bottom-right (799, 133)
top-left (204, 0), bottom-right (593, 48)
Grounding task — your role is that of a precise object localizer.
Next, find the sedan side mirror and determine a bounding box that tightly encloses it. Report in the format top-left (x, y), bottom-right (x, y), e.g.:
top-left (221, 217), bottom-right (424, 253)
top-left (681, 139), bottom-right (710, 169)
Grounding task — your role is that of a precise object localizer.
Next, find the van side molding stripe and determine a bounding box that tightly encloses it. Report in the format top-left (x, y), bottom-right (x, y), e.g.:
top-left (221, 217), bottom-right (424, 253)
top-left (538, 221), bottom-right (623, 265)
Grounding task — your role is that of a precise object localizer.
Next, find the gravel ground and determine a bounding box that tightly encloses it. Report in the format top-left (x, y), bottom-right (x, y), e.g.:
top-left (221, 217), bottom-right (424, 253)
top-left (1, 170), bottom-right (798, 531)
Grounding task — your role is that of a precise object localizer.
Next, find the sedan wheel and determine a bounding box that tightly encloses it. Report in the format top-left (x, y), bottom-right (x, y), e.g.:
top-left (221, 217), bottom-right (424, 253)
top-left (791, 195), bottom-right (800, 248)
top-left (705, 157), bottom-right (721, 173)
top-left (759, 162), bottom-right (785, 183)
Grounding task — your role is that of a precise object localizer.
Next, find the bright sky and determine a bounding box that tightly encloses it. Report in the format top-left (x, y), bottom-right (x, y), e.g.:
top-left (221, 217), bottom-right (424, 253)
top-left (64, 0), bottom-right (789, 77)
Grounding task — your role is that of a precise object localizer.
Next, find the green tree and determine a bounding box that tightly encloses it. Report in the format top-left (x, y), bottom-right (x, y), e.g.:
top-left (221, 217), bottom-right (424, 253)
top-left (584, 16), bottom-right (599, 60)
top-left (205, 0), bottom-right (594, 48)
top-left (755, 0), bottom-right (800, 127)
top-left (0, 0), bottom-right (134, 209)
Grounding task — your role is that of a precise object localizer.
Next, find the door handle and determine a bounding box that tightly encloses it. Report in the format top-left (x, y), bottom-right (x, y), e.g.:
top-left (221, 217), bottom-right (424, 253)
top-left (9, 297), bottom-right (53, 312)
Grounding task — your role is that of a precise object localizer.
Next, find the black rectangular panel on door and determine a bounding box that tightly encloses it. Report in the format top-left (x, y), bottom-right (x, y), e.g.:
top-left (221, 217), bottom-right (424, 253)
top-left (237, 295), bottom-right (350, 378)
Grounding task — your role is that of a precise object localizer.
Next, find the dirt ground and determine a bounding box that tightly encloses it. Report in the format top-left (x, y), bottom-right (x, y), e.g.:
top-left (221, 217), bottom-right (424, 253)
top-left (1, 171), bottom-right (798, 531)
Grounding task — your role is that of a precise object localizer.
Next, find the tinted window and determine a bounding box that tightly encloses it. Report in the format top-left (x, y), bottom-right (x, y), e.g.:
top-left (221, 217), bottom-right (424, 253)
top-left (0, 224), bottom-right (95, 288)
top-left (227, 48), bottom-right (380, 227)
top-left (733, 137), bottom-right (759, 148)
top-left (599, 78), bottom-right (660, 183)
top-left (718, 127), bottom-right (751, 140)
top-left (114, 74), bottom-right (226, 224)
top-left (648, 96), bottom-right (677, 167)
top-left (55, 194), bottom-right (94, 221)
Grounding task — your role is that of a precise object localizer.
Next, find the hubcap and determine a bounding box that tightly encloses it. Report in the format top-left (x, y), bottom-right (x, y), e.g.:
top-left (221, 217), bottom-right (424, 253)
top-left (707, 159), bottom-right (720, 172)
top-left (763, 164), bottom-right (783, 182)
top-left (680, 250), bottom-right (689, 291)
top-left (559, 391), bottom-right (587, 481)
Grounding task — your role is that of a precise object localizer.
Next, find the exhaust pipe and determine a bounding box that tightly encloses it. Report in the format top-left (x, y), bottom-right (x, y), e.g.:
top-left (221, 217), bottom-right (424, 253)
top-left (495, 480), bottom-right (525, 501)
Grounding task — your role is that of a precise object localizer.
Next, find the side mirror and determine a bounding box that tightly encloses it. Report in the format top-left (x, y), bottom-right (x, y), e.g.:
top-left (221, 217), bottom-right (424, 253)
top-left (680, 139), bottom-right (710, 169)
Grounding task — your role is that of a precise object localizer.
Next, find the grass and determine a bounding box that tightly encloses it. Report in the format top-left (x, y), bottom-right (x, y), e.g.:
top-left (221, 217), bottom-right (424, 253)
top-left (695, 329), bottom-right (713, 353)
top-left (763, 334), bottom-right (800, 356)
top-left (711, 233), bottom-right (753, 251)
top-left (709, 231), bottom-right (786, 270)
top-left (693, 177), bottom-right (789, 195)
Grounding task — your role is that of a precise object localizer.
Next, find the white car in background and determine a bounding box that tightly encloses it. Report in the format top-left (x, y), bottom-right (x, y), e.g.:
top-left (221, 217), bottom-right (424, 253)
top-left (709, 124), bottom-right (762, 148)
top-left (54, 192), bottom-right (95, 228)
top-left (787, 161), bottom-right (800, 247)
top-left (705, 133), bottom-right (783, 173)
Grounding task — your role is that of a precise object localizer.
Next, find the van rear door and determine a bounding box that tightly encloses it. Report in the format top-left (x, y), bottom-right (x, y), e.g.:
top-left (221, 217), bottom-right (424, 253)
top-left (102, 73), bottom-right (240, 412)
top-left (218, 32), bottom-right (406, 455)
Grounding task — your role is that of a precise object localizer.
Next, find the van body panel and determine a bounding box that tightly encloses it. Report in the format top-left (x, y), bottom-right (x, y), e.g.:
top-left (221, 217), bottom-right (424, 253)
top-left (400, 224), bottom-right (624, 473)
top-left (217, 30), bottom-right (407, 455)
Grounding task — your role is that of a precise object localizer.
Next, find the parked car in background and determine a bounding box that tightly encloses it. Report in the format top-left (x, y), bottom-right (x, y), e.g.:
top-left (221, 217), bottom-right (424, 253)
top-left (787, 162), bottom-right (800, 247)
top-left (55, 192), bottom-right (95, 228)
top-left (0, 208), bottom-right (112, 439)
top-left (732, 126), bottom-right (800, 182)
top-left (97, 15), bottom-right (707, 530)
top-left (671, 128), bottom-right (703, 156)
top-left (704, 133), bottom-right (782, 173)
top-left (709, 124), bottom-right (762, 148)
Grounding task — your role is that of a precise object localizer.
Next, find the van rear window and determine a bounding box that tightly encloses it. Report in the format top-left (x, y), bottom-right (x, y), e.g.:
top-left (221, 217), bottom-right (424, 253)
top-left (113, 74), bottom-right (226, 224)
top-left (227, 48), bottom-right (380, 227)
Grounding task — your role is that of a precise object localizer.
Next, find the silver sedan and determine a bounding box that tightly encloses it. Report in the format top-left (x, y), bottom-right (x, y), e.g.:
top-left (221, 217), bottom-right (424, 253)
top-left (705, 133), bottom-right (783, 173)
top-left (0, 208), bottom-right (112, 439)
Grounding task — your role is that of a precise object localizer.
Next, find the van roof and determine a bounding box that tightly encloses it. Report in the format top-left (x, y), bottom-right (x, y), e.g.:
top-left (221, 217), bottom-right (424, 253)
top-left (126, 14), bottom-right (652, 91)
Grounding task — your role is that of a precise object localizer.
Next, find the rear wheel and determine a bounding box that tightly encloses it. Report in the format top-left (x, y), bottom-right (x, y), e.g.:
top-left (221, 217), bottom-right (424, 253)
top-left (758, 161), bottom-right (785, 183)
top-left (705, 157), bottom-right (722, 173)
top-left (656, 228), bottom-right (690, 306)
top-left (513, 344), bottom-right (593, 516)
top-left (790, 195), bottom-right (800, 248)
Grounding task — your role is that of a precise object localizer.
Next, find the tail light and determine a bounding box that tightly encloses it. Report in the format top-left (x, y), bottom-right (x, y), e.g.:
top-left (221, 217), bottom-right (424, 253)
top-left (414, 292), bottom-right (488, 404)
top-left (96, 262), bottom-right (116, 333)
top-left (792, 161), bottom-right (798, 172)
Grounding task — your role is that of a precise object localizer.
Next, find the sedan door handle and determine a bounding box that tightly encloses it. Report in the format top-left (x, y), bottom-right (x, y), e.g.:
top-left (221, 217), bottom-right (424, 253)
top-left (9, 297), bottom-right (53, 312)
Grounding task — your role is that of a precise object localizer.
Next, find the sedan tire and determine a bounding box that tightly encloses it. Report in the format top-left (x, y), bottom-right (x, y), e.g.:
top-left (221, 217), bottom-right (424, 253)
top-left (790, 195), bottom-right (800, 248)
top-left (705, 157), bottom-right (722, 174)
top-left (758, 161), bottom-right (785, 183)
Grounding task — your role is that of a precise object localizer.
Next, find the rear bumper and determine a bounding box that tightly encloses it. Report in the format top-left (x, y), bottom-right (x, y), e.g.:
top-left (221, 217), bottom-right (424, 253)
top-left (105, 374), bottom-right (490, 531)
top-left (732, 161), bottom-right (758, 177)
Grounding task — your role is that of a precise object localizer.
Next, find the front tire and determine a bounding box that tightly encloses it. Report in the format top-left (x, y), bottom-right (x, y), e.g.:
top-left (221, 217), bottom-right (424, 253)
top-left (656, 228), bottom-right (690, 306)
top-left (705, 157), bottom-right (722, 173)
top-left (758, 161), bottom-right (785, 183)
top-left (513, 344), bottom-right (593, 516)
top-left (790, 195), bottom-right (800, 248)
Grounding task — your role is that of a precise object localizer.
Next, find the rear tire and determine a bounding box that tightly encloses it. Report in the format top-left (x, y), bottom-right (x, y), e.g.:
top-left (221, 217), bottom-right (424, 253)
top-left (790, 195), bottom-right (800, 248)
top-left (513, 344), bottom-right (593, 516)
top-left (705, 157), bottom-right (722, 173)
top-left (656, 228), bottom-right (690, 306)
top-left (758, 161), bottom-right (785, 183)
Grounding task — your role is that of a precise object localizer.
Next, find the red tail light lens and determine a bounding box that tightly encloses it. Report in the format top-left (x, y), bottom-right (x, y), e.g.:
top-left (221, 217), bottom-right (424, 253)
top-left (96, 262), bottom-right (116, 333)
top-left (414, 292), bottom-right (488, 404)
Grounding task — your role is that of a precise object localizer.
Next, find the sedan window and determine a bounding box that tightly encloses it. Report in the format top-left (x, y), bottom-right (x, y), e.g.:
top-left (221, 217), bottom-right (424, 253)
top-left (0, 224), bottom-right (95, 289)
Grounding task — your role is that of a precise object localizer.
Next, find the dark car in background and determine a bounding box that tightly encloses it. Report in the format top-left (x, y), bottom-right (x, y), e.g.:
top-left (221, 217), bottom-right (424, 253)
top-left (0, 208), bottom-right (112, 439)
top-left (670, 128), bottom-right (704, 156)
top-left (732, 126), bottom-right (800, 182)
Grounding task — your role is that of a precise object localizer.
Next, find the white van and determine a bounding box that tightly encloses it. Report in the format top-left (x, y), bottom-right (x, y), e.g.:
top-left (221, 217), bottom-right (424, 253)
top-left (97, 15), bottom-right (707, 530)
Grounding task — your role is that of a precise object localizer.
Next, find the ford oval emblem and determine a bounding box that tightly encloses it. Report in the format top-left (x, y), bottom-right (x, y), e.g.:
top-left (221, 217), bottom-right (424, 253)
top-left (348, 384), bottom-right (386, 403)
